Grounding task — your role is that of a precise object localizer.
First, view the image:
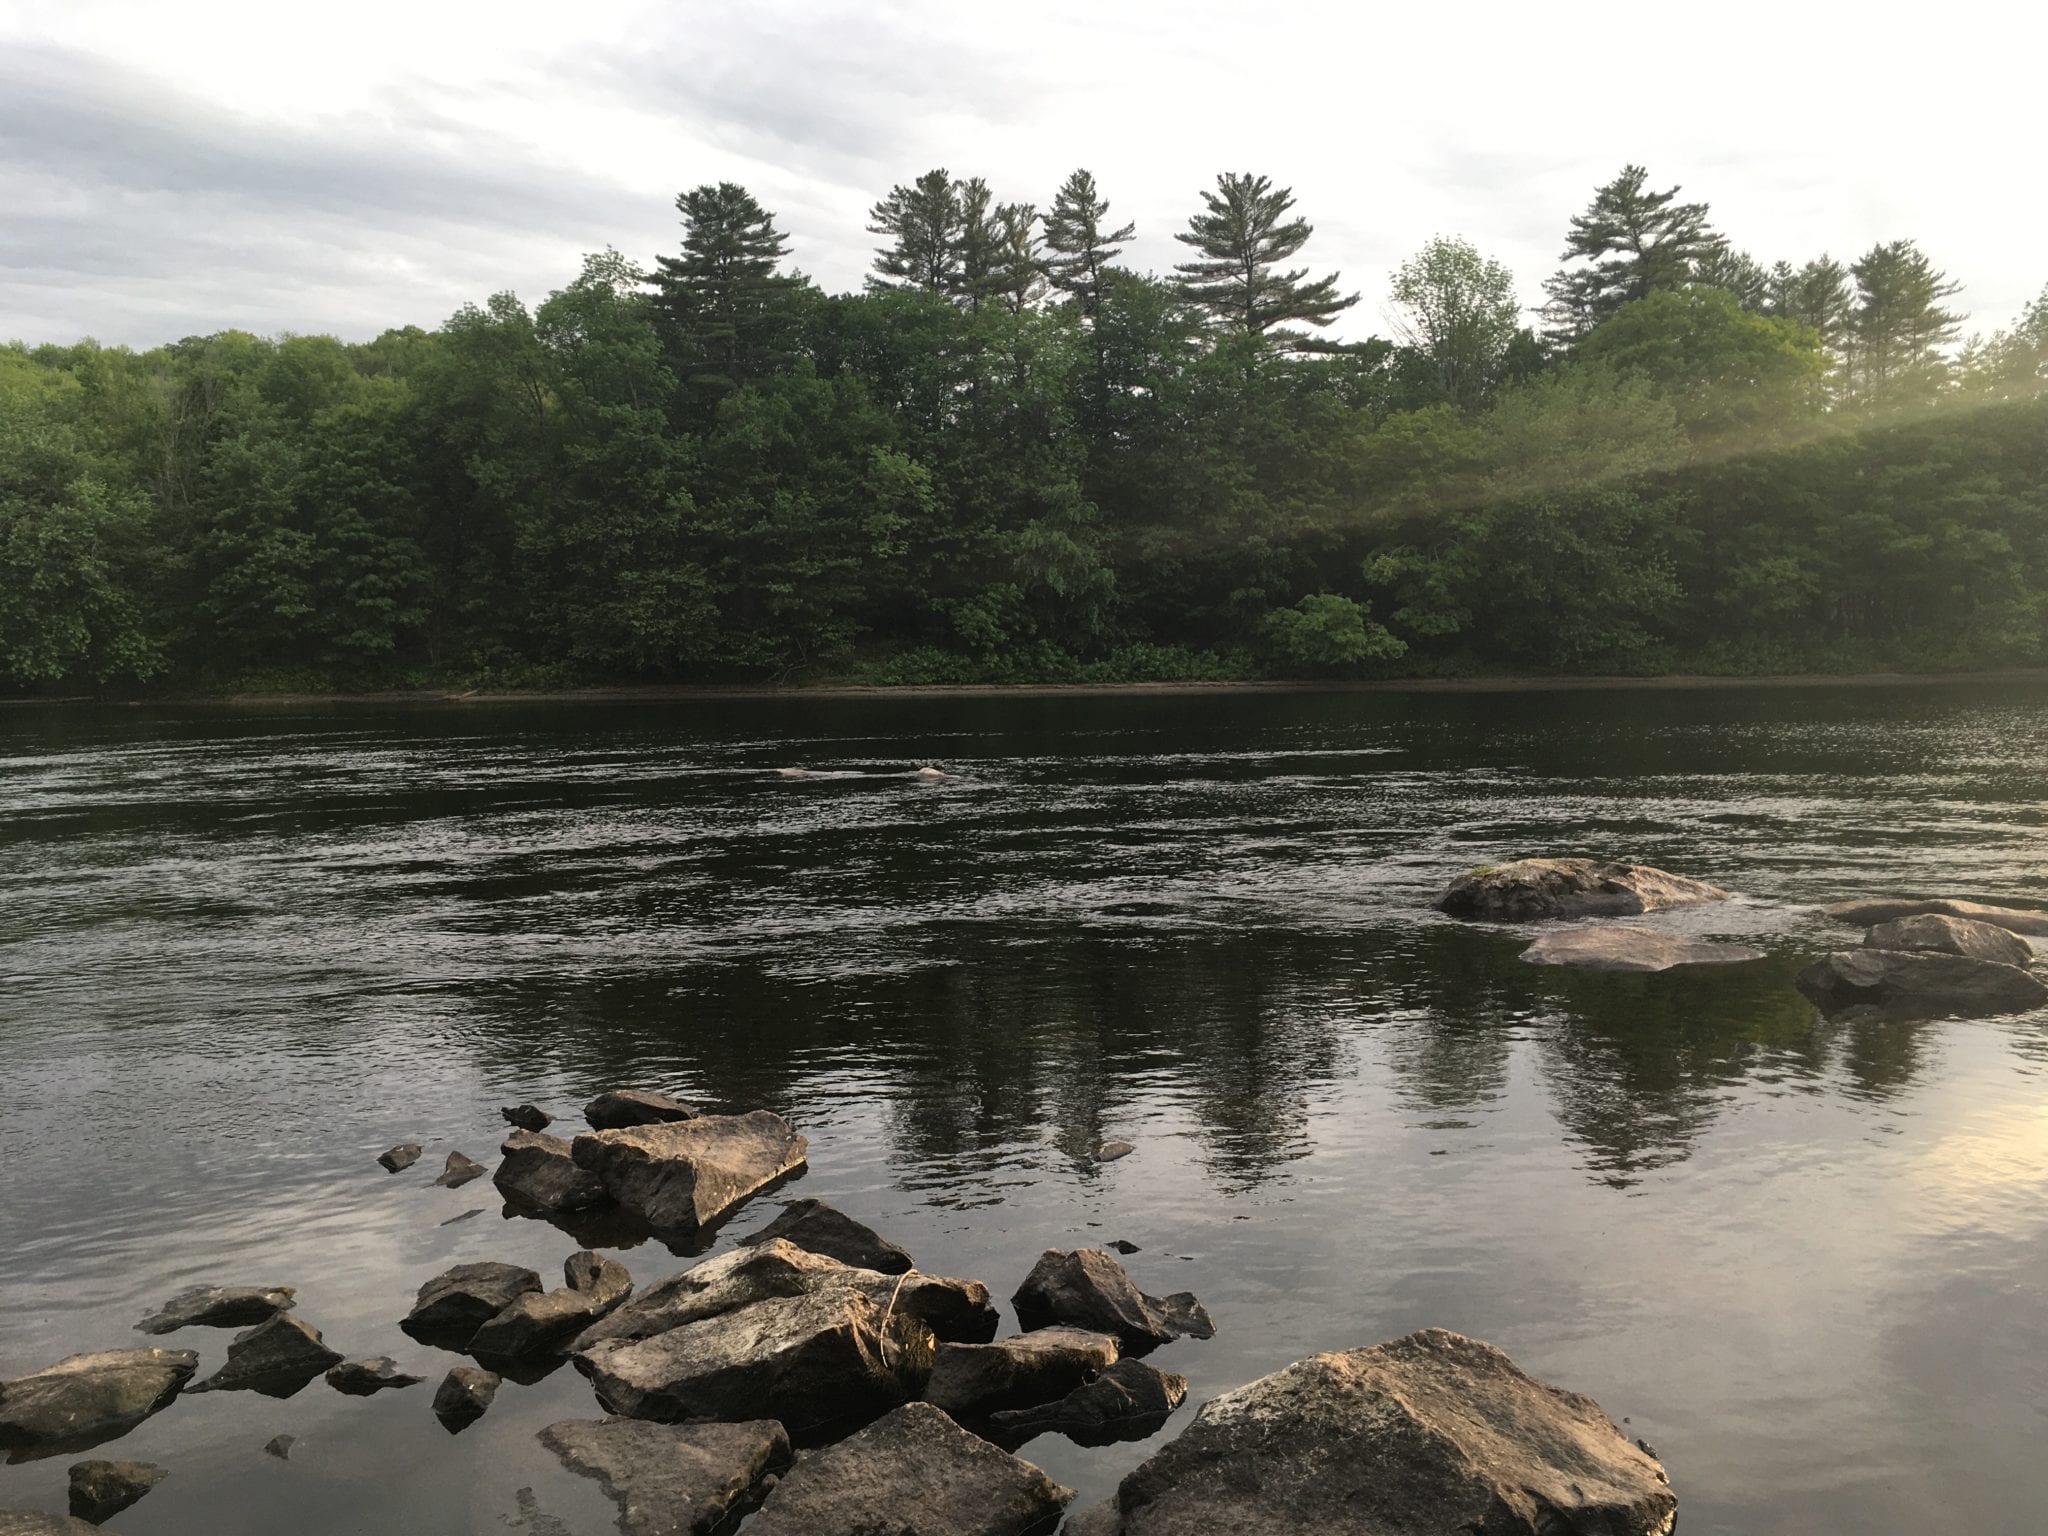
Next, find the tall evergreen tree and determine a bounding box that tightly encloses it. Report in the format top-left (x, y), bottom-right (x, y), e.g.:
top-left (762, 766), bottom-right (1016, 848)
top-left (1043, 169), bottom-right (1135, 322)
top-left (1847, 240), bottom-right (1963, 403)
top-left (868, 170), bottom-right (963, 295)
top-left (1694, 245), bottom-right (1771, 311)
top-left (1542, 165), bottom-right (1719, 342)
top-left (993, 203), bottom-right (1046, 315)
top-left (954, 177), bottom-right (1001, 311)
top-left (1172, 173), bottom-right (1357, 345)
top-left (649, 183), bottom-right (801, 417)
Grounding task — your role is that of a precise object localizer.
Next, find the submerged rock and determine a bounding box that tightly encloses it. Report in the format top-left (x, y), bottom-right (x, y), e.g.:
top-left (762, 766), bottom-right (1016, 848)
top-left (135, 1284), bottom-right (295, 1335)
top-left (1863, 912), bottom-right (2034, 966)
top-left (1519, 928), bottom-right (1765, 972)
top-left (432, 1367), bottom-right (501, 1432)
top-left (66, 1459), bottom-right (166, 1523)
top-left (1795, 948), bottom-right (2048, 1018)
top-left (494, 1130), bottom-right (608, 1214)
top-left (989, 1358), bottom-right (1187, 1446)
top-left (0, 1349), bottom-right (198, 1463)
top-left (585, 1089), bottom-right (700, 1131)
top-left (188, 1314), bottom-right (344, 1398)
top-left (401, 1262), bottom-right (545, 1349)
top-left (924, 1328), bottom-right (1119, 1420)
top-left (1825, 896), bottom-right (2048, 936)
top-left (325, 1357), bottom-right (424, 1396)
top-left (263, 1434), bottom-right (294, 1460)
top-left (747, 1401), bottom-right (1070, 1536)
top-left (435, 1151), bottom-right (487, 1188)
top-left (1011, 1249), bottom-right (1213, 1356)
top-left (1092, 1141), bottom-right (1136, 1163)
top-left (1088, 1328), bottom-right (1674, 1535)
top-left (1436, 858), bottom-right (1729, 923)
top-left (378, 1144), bottom-right (422, 1173)
top-left (538, 1418), bottom-right (790, 1536)
top-left (739, 1199), bottom-right (914, 1275)
top-left (502, 1104), bottom-right (554, 1132)
top-left (471, 1252), bottom-right (633, 1360)
top-left (571, 1111), bottom-right (808, 1241)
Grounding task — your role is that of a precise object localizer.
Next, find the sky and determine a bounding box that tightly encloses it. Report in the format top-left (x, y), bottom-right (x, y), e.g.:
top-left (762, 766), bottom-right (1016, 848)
top-left (3, 0), bottom-right (2043, 349)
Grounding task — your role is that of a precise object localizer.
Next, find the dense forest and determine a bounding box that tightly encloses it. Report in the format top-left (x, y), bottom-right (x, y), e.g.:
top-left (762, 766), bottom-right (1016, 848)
top-left (4, 163), bottom-right (2046, 692)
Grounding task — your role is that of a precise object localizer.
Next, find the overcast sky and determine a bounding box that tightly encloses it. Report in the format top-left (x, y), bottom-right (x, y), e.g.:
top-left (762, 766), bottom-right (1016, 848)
top-left (4, 0), bottom-right (2043, 349)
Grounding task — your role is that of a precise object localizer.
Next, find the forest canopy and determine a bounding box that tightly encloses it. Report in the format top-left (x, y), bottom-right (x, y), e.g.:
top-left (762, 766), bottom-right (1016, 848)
top-left (4, 163), bottom-right (2046, 692)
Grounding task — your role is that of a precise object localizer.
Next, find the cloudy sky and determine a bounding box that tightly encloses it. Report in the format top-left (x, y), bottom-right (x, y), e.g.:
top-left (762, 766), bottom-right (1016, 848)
top-left (4, 0), bottom-right (2043, 349)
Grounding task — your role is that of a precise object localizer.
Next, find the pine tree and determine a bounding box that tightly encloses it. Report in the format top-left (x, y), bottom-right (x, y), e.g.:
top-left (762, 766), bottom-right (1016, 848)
top-left (1694, 246), bottom-right (1771, 311)
top-left (1846, 240), bottom-right (1963, 403)
top-left (1766, 257), bottom-right (1854, 354)
top-left (992, 203), bottom-right (1046, 315)
top-left (954, 177), bottom-right (1002, 311)
top-left (1542, 165), bottom-right (1719, 342)
top-left (648, 183), bottom-right (800, 414)
top-left (1172, 173), bottom-right (1357, 344)
top-left (868, 169), bottom-right (963, 294)
top-left (1043, 169), bottom-right (1135, 322)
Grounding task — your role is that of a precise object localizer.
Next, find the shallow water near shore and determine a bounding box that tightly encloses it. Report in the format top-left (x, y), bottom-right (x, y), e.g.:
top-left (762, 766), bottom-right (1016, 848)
top-left (4, 683), bottom-right (2048, 1534)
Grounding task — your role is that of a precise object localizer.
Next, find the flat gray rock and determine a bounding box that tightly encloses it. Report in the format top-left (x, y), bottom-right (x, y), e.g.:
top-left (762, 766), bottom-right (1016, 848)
top-left (571, 1111), bottom-right (807, 1240)
top-left (1520, 928), bottom-right (1765, 972)
top-left (1864, 912), bottom-right (2034, 966)
top-left (1437, 859), bottom-right (1728, 922)
top-left (585, 1089), bottom-right (700, 1131)
top-left (1011, 1249), bottom-right (1212, 1356)
top-left (187, 1313), bottom-right (343, 1398)
top-left (1826, 896), bottom-right (2048, 936)
top-left (378, 1144), bottom-right (422, 1172)
top-left (401, 1262), bottom-right (544, 1349)
top-left (0, 1349), bottom-right (198, 1463)
top-left (471, 1252), bottom-right (632, 1359)
top-left (0, 1514), bottom-right (109, 1534)
top-left (739, 1199), bottom-right (914, 1274)
top-left (1796, 948), bottom-right (2048, 1018)
top-left (67, 1459), bottom-right (166, 1523)
top-left (135, 1285), bottom-right (295, 1335)
top-left (747, 1402), bottom-right (1071, 1536)
top-left (538, 1418), bottom-right (790, 1536)
top-left (925, 1328), bottom-right (1119, 1420)
top-left (494, 1130), bottom-right (608, 1214)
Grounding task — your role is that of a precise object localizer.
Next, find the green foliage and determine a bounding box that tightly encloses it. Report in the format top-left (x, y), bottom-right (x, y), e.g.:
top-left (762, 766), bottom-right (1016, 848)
top-left (1544, 165), bottom-right (1720, 343)
top-left (1262, 594), bottom-right (1406, 674)
top-left (1389, 236), bottom-right (1521, 412)
top-left (1172, 173), bottom-right (1357, 345)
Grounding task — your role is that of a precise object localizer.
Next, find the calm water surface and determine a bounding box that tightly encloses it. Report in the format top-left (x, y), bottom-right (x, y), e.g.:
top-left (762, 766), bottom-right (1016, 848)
top-left (4, 685), bottom-right (2048, 1535)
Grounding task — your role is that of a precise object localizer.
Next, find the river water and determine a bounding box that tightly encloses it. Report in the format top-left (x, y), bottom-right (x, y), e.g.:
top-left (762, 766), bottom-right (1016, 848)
top-left (3, 684), bottom-right (2047, 1534)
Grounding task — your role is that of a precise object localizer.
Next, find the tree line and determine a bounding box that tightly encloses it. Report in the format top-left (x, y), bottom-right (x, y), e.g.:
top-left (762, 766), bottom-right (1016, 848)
top-left (4, 163), bottom-right (2046, 691)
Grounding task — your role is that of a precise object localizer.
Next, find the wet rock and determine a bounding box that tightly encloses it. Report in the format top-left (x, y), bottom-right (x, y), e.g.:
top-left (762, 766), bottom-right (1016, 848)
top-left (502, 1104), bottom-right (554, 1132)
top-left (401, 1262), bottom-right (545, 1349)
top-left (471, 1252), bottom-right (634, 1360)
top-left (1864, 912), bottom-right (2034, 966)
top-left (1011, 1250), bottom-right (1213, 1356)
top-left (925, 1328), bottom-right (1119, 1420)
top-left (1795, 948), bottom-right (2048, 1019)
top-left (0, 1349), bottom-right (198, 1462)
top-left (0, 1513), bottom-right (109, 1534)
top-left (576, 1287), bottom-right (933, 1435)
top-left (1092, 1141), bottom-right (1135, 1163)
top-left (739, 1199), bottom-right (914, 1274)
top-left (748, 1401), bottom-right (1071, 1536)
top-left (1519, 928), bottom-right (1765, 972)
top-left (263, 1434), bottom-right (294, 1460)
top-left (1436, 858), bottom-right (1729, 923)
top-left (325, 1357), bottom-right (424, 1395)
top-left (188, 1314), bottom-right (344, 1398)
top-left (538, 1418), bottom-right (790, 1536)
top-left (135, 1284), bottom-right (295, 1335)
top-left (378, 1144), bottom-right (422, 1173)
top-left (432, 1367), bottom-right (501, 1431)
top-left (1106, 1241), bottom-right (1140, 1255)
top-left (989, 1360), bottom-right (1187, 1446)
top-left (66, 1459), bottom-right (166, 1522)
top-left (585, 1089), bottom-right (700, 1131)
top-left (1085, 1328), bottom-right (1675, 1536)
top-left (435, 1151), bottom-right (487, 1188)
top-left (571, 1111), bottom-right (808, 1241)
top-left (1825, 896), bottom-right (2048, 936)
top-left (494, 1130), bottom-right (608, 1214)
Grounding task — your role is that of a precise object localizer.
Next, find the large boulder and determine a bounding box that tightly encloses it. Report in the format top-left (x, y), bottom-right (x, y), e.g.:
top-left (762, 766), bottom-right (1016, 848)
top-left (66, 1460), bottom-right (166, 1523)
top-left (572, 1112), bottom-right (807, 1241)
top-left (538, 1418), bottom-right (790, 1536)
top-left (1864, 912), bottom-right (2034, 966)
top-left (1436, 859), bottom-right (1728, 923)
top-left (134, 1284), bottom-right (294, 1335)
top-left (401, 1262), bottom-right (544, 1349)
top-left (471, 1252), bottom-right (633, 1359)
top-left (576, 1287), bottom-right (933, 1435)
top-left (0, 1515), bottom-right (108, 1534)
top-left (432, 1367), bottom-right (500, 1432)
top-left (747, 1401), bottom-right (1071, 1536)
top-left (187, 1313), bottom-right (344, 1397)
top-left (988, 1359), bottom-right (1187, 1447)
top-left (586, 1089), bottom-right (700, 1131)
top-left (1795, 948), bottom-right (2048, 1018)
top-left (325, 1357), bottom-right (423, 1396)
top-left (1519, 928), bottom-right (1765, 972)
top-left (494, 1130), bottom-right (608, 1214)
top-left (740, 1199), bottom-right (914, 1275)
top-left (1011, 1250), bottom-right (1212, 1356)
top-left (0, 1350), bottom-right (197, 1462)
top-left (924, 1328), bottom-right (1119, 1420)
top-left (1825, 896), bottom-right (2048, 936)
top-left (1087, 1329), bottom-right (1674, 1535)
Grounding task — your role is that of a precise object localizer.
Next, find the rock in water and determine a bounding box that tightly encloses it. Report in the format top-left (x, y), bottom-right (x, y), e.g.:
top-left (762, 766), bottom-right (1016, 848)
top-left (325, 1357), bottom-right (424, 1396)
top-left (1092, 1141), bottom-right (1136, 1163)
top-left (135, 1285), bottom-right (295, 1335)
top-left (1825, 896), bottom-right (2048, 936)
top-left (585, 1089), bottom-right (700, 1131)
top-left (401, 1262), bottom-right (544, 1349)
top-left (494, 1130), bottom-right (608, 1214)
top-left (538, 1419), bottom-right (790, 1536)
top-left (1011, 1250), bottom-right (1213, 1356)
top-left (263, 1434), bottom-right (294, 1460)
top-left (187, 1314), bottom-right (344, 1398)
top-left (1436, 859), bottom-right (1728, 922)
top-left (0, 1349), bottom-right (198, 1463)
top-left (571, 1111), bottom-right (808, 1241)
top-left (435, 1151), bottom-right (486, 1188)
top-left (738, 1199), bottom-right (914, 1274)
top-left (471, 1252), bottom-right (634, 1360)
top-left (1795, 948), bottom-right (2048, 1018)
top-left (1519, 928), bottom-right (1765, 972)
top-left (747, 1401), bottom-right (1071, 1536)
top-left (502, 1103), bottom-right (554, 1132)
top-left (988, 1359), bottom-right (1187, 1447)
top-left (378, 1144), bottom-right (422, 1173)
top-left (67, 1459), bottom-right (167, 1522)
top-left (0, 1514), bottom-right (110, 1534)
top-left (1863, 912), bottom-right (2034, 966)
top-left (924, 1328), bottom-right (1119, 1420)
top-left (575, 1288), bottom-right (933, 1434)
top-left (1089, 1329), bottom-right (1674, 1535)
top-left (432, 1367), bottom-right (501, 1432)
